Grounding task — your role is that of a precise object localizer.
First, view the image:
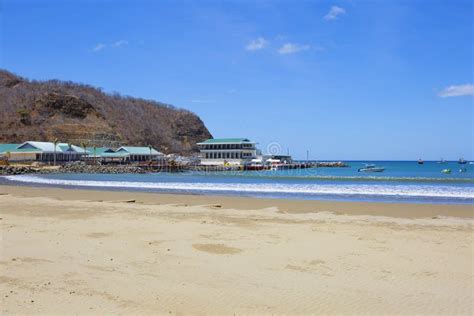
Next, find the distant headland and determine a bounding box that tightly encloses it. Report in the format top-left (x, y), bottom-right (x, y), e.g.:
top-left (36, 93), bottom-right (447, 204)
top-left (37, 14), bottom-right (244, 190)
top-left (0, 69), bottom-right (212, 154)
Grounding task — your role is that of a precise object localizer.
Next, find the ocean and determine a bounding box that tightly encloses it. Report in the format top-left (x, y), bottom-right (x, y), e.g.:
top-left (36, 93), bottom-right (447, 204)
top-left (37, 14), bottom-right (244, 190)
top-left (2, 161), bottom-right (473, 204)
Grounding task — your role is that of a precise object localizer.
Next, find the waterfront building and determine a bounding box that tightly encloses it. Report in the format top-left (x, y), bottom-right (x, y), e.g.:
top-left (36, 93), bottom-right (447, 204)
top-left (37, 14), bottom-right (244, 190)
top-left (197, 138), bottom-right (258, 166)
top-left (0, 141), bottom-right (85, 162)
top-left (84, 147), bottom-right (126, 163)
top-left (0, 144), bottom-right (20, 156)
top-left (0, 142), bottom-right (164, 164)
top-left (115, 146), bottom-right (164, 162)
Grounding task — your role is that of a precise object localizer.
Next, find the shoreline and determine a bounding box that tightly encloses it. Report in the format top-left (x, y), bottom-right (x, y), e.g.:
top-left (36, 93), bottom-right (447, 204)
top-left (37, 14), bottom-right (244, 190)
top-left (1, 184), bottom-right (472, 219)
top-left (1, 183), bottom-right (473, 313)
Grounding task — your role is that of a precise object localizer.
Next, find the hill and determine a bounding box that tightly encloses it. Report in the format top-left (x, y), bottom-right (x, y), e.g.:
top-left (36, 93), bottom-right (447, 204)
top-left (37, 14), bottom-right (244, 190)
top-left (0, 70), bottom-right (212, 154)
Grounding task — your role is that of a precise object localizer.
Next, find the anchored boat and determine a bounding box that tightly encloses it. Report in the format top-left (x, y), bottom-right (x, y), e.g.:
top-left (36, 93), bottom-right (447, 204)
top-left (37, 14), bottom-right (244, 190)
top-left (358, 164), bottom-right (385, 172)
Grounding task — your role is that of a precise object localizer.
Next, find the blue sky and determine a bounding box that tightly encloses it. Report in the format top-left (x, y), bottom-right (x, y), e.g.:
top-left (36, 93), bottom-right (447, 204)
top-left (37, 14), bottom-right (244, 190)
top-left (1, 0), bottom-right (472, 160)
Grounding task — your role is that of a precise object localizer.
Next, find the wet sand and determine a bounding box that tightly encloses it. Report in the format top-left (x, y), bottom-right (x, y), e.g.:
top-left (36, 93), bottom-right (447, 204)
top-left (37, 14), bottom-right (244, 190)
top-left (1, 185), bottom-right (472, 218)
top-left (0, 185), bottom-right (473, 314)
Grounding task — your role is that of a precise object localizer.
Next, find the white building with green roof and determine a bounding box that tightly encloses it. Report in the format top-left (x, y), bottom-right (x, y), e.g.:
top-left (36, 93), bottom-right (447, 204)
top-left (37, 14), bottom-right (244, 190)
top-left (115, 146), bottom-right (163, 162)
top-left (0, 142), bottom-right (165, 164)
top-left (196, 138), bottom-right (258, 166)
top-left (0, 141), bottom-right (85, 162)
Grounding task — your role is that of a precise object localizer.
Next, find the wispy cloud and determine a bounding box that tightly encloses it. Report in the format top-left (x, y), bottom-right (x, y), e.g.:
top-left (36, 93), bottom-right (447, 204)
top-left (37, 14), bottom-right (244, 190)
top-left (324, 6), bottom-right (346, 21)
top-left (246, 37), bottom-right (268, 51)
top-left (112, 40), bottom-right (129, 48)
top-left (277, 43), bottom-right (310, 55)
top-left (92, 43), bottom-right (106, 52)
top-left (92, 40), bottom-right (129, 52)
top-left (438, 84), bottom-right (474, 97)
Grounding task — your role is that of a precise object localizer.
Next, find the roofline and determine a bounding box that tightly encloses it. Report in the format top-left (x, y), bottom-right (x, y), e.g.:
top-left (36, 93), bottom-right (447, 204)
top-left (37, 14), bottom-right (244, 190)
top-left (197, 141), bottom-right (257, 145)
top-left (116, 146), bottom-right (163, 154)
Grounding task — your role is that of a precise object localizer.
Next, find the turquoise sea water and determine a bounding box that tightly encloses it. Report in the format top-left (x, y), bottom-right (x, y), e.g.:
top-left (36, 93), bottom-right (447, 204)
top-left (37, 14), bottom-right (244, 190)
top-left (2, 161), bottom-right (473, 204)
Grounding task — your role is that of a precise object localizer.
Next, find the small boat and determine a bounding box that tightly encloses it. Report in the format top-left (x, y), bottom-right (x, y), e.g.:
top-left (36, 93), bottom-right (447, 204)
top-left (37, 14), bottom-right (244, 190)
top-left (459, 168), bottom-right (467, 173)
top-left (441, 169), bottom-right (451, 174)
top-left (245, 164), bottom-right (264, 171)
top-left (417, 159), bottom-right (424, 165)
top-left (458, 158), bottom-right (467, 164)
top-left (358, 164), bottom-right (385, 172)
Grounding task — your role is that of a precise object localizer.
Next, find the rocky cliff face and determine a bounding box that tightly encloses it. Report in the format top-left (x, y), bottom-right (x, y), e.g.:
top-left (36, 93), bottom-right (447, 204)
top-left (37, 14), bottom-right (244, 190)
top-left (0, 70), bottom-right (212, 154)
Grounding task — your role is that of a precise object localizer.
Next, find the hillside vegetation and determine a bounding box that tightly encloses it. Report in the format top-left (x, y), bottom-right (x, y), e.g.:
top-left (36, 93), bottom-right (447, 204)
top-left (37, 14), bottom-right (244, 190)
top-left (0, 70), bottom-right (212, 154)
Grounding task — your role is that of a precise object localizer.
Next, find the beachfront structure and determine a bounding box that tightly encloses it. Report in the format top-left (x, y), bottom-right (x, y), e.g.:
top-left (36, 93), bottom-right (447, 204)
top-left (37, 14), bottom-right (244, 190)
top-left (0, 142), bottom-right (164, 164)
top-left (84, 147), bottom-right (127, 163)
top-left (197, 138), bottom-right (258, 166)
top-left (0, 144), bottom-right (20, 157)
top-left (0, 141), bottom-right (85, 162)
top-left (84, 146), bottom-right (164, 163)
top-left (115, 146), bottom-right (164, 162)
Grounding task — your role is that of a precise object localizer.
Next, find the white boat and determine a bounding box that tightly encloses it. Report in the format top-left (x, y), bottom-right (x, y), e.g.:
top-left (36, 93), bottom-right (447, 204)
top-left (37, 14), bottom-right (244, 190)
top-left (441, 169), bottom-right (451, 174)
top-left (358, 164), bottom-right (385, 172)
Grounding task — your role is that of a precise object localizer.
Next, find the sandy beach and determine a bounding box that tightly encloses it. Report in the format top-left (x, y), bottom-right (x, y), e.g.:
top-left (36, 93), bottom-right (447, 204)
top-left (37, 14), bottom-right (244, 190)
top-left (1, 185), bottom-right (473, 314)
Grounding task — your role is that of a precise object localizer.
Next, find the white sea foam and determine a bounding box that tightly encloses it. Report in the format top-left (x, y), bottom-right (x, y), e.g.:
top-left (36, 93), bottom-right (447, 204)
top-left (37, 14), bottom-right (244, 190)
top-left (4, 175), bottom-right (474, 199)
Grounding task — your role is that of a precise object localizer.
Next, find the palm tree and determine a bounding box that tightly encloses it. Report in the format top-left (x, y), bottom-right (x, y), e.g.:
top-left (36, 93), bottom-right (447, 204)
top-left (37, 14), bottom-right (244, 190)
top-left (81, 142), bottom-right (88, 162)
top-left (68, 143), bottom-right (72, 162)
top-left (53, 138), bottom-right (58, 166)
top-left (93, 146), bottom-right (97, 164)
top-left (148, 145), bottom-right (153, 164)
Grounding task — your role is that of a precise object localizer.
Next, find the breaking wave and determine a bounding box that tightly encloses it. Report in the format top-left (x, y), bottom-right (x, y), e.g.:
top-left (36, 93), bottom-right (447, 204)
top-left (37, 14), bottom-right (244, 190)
top-left (4, 175), bottom-right (474, 201)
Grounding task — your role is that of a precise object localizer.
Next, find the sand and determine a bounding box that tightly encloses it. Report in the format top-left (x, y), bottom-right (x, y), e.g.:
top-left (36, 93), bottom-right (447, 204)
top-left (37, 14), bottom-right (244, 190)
top-left (0, 185), bottom-right (473, 314)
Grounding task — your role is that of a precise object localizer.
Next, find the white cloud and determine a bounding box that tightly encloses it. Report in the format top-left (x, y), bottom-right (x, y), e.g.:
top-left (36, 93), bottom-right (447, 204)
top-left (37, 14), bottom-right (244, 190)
top-left (324, 6), bottom-right (346, 21)
top-left (438, 84), bottom-right (474, 97)
top-left (92, 40), bottom-right (129, 52)
top-left (277, 43), bottom-right (310, 55)
top-left (112, 40), bottom-right (129, 48)
top-left (92, 43), bottom-right (106, 52)
top-left (246, 37), bottom-right (268, 51)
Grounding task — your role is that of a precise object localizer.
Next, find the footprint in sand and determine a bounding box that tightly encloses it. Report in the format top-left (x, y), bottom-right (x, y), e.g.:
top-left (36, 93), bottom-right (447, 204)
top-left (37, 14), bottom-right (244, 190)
top-left (86, 232), bottom-right (112, 238)
top-left (285, 259), bottom-right (332, 275)
top-left (192, 243), bottom-right (241, 254)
